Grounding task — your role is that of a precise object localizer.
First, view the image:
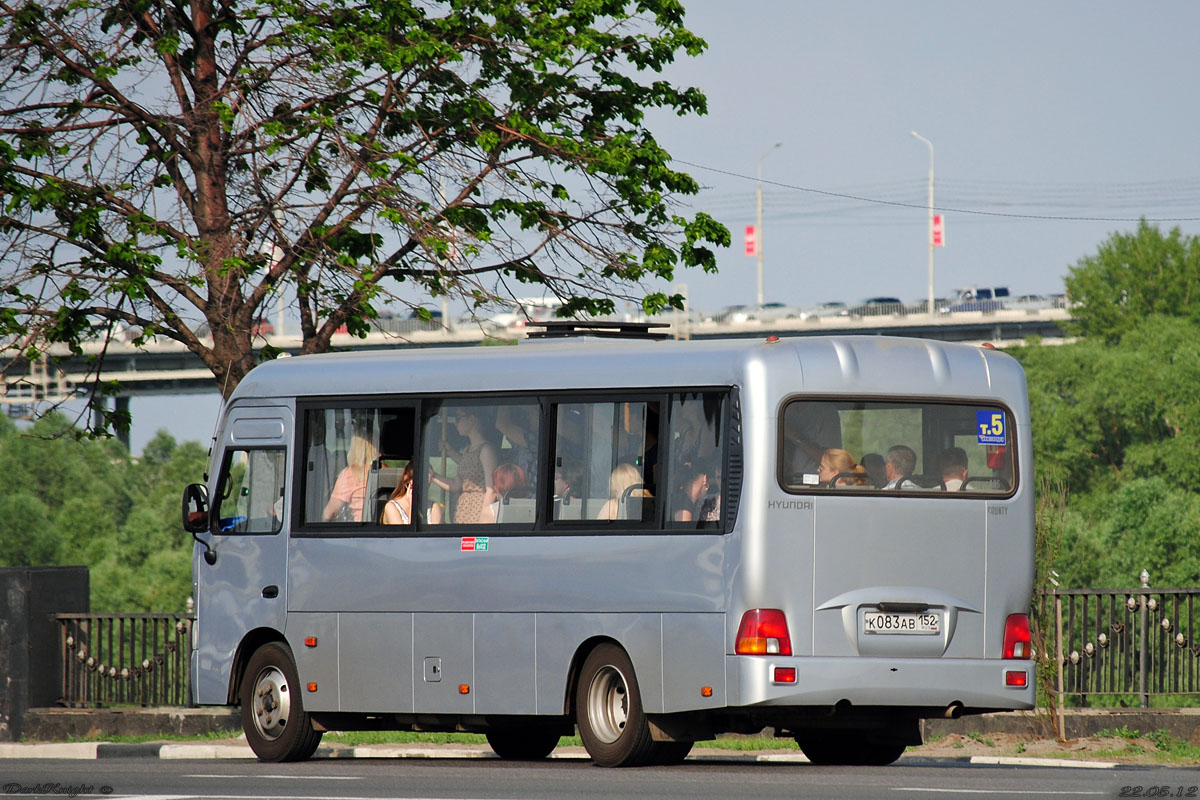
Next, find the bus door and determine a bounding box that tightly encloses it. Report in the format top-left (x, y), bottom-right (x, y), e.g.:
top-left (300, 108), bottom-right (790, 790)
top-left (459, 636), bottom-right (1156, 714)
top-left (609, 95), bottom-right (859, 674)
top-left (193, 405), bottom-right (292, 705)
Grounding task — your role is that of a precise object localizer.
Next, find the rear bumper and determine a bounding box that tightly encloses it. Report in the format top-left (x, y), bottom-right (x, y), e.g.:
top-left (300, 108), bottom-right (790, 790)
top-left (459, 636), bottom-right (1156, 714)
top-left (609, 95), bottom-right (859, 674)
top-left (727, 655), bottom-right (1035, 713)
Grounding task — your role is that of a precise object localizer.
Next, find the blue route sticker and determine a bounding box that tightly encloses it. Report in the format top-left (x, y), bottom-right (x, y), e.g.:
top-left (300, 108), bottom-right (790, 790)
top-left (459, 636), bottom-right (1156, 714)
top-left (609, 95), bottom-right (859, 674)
top-left (976, 410), bottom-right (1007, 445)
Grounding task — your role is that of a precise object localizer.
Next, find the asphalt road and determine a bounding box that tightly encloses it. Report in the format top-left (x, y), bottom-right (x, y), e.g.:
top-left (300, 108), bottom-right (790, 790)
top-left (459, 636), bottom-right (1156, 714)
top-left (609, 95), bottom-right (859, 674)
top-left (4, 756), bottom-right (1200, 800)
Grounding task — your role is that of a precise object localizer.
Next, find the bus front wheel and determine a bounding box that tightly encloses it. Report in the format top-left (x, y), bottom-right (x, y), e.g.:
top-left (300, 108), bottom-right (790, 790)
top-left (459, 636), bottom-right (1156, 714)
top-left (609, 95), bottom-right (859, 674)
top-left (575, 643), bottom-right (660, 767)
top-left (240, 642), bottom-right (323, 762)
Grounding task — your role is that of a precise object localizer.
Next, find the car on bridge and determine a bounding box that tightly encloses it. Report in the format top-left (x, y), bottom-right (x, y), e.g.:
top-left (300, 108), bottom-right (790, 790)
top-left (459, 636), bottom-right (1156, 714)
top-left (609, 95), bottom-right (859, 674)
top-left (941, 286), bottom-right (1011, 313)
top-left (843, 297), bottom-right (906, 317)
top-left (795, 301), bottom-right (847, 320)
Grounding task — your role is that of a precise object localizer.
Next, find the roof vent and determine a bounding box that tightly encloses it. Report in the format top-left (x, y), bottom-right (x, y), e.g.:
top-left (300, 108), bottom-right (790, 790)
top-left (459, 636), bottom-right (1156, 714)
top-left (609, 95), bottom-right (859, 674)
top-left (525, 320), bottom-right (670, 340)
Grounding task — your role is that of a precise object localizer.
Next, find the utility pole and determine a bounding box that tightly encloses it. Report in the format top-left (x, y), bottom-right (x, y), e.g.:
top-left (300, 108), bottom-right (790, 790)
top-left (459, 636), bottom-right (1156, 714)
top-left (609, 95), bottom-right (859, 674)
top-left (756, 142), bottom-right (782, 307)
top-left (911, 131), bottom-right (935, 316)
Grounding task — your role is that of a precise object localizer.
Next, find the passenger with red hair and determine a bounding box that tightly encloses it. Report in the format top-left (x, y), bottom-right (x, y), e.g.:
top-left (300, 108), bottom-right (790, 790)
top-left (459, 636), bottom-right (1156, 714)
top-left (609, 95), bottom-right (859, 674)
top-left (482, 463), bottom-right (529, 523)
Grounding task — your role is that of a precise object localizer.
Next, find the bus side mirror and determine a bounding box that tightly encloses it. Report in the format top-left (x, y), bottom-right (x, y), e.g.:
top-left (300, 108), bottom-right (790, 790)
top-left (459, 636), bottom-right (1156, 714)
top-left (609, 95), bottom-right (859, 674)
top-left (182, 483), bottom-right (210, 533)
top-left (183, 483), bottom-right (218, 565)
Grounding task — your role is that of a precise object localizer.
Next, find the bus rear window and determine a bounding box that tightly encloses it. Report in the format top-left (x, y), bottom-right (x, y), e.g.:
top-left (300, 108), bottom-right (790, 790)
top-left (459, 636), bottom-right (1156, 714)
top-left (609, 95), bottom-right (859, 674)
top-left (779, 399), bottom-right (1014, 495)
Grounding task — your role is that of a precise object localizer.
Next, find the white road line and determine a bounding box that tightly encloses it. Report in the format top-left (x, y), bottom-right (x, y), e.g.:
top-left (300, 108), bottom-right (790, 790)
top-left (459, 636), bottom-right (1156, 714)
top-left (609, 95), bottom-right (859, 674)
top-left (104, 796), bottom-right (510, 800)
top-left (894, 789), bottom-right (1106, 796)
top-left (183, 774), bottom-right (363, 780)
top-left (969, 755), bottom-right (1117, 769)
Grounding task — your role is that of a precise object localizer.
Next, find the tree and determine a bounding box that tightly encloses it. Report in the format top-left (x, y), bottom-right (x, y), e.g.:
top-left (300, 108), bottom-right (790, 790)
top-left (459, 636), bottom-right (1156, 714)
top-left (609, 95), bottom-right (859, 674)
top-left (0, 413), bottom-right (206, 610)
top-left (0, 0), bottom-right (728, 433)
top-left (1013, 316), bottom-right (1200, 497)
top-left (1064, 220), bottom-right (1200, 341)
top-left (1012, 313), bottom-right (1200, 589)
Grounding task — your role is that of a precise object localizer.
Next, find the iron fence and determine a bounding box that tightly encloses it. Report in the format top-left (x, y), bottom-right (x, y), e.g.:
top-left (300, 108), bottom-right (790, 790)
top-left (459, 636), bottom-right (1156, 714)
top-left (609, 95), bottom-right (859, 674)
top-left (57, 612), bottom-right (193, 707)
top-left (50, 571), bottom-right (1200, 711)
top-left (1043, 571), bottom-right (1200, 709)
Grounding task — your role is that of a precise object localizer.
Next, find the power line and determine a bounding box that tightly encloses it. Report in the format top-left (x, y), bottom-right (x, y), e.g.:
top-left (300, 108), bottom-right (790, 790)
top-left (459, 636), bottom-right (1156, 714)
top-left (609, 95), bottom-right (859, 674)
top-left (675, 160), bottom-right (1200, 223)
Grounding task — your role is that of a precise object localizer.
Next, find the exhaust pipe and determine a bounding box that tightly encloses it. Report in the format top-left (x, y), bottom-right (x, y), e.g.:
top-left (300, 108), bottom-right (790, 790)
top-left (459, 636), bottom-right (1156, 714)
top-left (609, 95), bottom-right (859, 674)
top-left (944, 701), bottom-right (963, 719)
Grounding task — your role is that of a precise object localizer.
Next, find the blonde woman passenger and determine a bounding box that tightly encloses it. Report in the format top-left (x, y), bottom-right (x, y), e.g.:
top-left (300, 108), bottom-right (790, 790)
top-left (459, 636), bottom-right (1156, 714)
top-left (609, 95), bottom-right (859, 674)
top-left (595, 463), bottom-right (644, 521)
top-left (323, 434), bottom-right (378, 521)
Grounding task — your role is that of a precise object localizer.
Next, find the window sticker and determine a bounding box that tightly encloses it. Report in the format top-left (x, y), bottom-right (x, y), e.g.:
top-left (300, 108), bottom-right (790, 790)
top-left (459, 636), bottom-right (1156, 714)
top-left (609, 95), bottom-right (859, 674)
top-left (460, 536), bottom-right (490, 552)
top-left (976, 410), bottom-right (1007, 446)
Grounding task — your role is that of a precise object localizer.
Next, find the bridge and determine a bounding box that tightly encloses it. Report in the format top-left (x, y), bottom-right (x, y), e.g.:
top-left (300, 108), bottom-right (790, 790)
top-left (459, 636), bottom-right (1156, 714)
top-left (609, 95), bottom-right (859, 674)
top-left (1, 306), bottom-right (1069, 434)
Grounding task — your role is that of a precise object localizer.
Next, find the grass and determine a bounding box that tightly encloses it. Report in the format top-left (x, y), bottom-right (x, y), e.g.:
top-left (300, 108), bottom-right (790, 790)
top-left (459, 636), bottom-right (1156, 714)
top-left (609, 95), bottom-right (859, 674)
top-left (322, 731), bottom-right (798, 751)
top-left (48, 730), bottom-right (237, 745)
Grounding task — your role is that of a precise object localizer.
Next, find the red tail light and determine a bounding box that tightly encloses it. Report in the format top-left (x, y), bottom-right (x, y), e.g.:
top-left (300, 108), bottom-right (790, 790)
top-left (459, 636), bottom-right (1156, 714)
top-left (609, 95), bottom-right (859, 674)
top-left (735, 609), bottom-right (792, 656)
top-left (1003, 613), bottom-right (1031, 659)
top-left (986, 445), bottom-right (1007, 470)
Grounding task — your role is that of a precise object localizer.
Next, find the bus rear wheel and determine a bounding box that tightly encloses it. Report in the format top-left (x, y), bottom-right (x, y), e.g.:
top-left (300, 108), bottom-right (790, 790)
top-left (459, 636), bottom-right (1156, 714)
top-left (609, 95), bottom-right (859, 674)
top-left (653, 740), bottom-right (694, 765)
top-left (575, 643), bottom-right (662, 767)
top-left (795, 733), bottom-right (906, 766)
top-left (240, 642), bottom-right (323, 762)
top-left (484, 728), bottom-right (562, 760)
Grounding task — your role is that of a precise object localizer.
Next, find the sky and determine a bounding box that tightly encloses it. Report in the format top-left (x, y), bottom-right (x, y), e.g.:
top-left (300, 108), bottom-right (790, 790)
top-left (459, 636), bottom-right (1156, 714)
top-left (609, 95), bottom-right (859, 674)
top-left (122, 0), bottom-right (1200, 454)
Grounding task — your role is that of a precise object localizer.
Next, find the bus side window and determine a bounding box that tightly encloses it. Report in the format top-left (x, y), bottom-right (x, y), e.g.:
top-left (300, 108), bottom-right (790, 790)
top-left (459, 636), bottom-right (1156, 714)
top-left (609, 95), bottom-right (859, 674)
top-left (551, 400), bottom-right (658, 524)
top-left (667, 392), bottom-right (726, 527)
top-left (215, 449), bottom-right (285, 534)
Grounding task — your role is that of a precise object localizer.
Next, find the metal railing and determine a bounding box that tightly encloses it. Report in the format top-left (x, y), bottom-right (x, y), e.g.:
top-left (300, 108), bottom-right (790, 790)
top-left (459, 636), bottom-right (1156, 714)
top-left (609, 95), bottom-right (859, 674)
top-left (1045, 570), bottom-right (1200, 710)
top-left (50, 569), bottom-right (1198, 712)
top-left (57, 612), bottom-right (192, 707)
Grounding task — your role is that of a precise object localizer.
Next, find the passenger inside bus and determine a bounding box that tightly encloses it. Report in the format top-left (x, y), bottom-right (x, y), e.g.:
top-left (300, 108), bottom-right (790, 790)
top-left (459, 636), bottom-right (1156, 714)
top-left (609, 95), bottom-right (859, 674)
top-left (782, 402), bottom-right (842, 478)
top-left (482, 463), bottom-right (530, 523)
top-left (670, 464), bottom-right (710, 521)
top-left (859, 452), bottom-right (887, 488)
top-left (381, 463), bottom-right (415, 525)
top-left (818, 448), bottom-right (869, 487)
top-left (883, 445), bottom-right (920, 490)
top-left (695, 464), bottom-right (721, 524)
top-left (595, 463), bottom-right (647, 521)
top-left (429, 408), bottom-right (499, 524)
top-left (495, 406), bottom-right (538, 491)
top-left (940, 446), bottom-right (969, 491)
top-left (322, 434), bottom-right (378, 521)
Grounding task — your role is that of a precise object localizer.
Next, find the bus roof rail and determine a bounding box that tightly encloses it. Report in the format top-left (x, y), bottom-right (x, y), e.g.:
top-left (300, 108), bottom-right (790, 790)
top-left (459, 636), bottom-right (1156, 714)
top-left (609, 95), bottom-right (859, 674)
top-left (524, 320), bottom-right (671, 340)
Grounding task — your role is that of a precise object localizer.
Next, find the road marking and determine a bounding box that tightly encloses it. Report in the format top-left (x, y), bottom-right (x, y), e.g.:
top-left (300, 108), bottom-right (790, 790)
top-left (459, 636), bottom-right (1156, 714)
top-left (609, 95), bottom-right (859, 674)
top-left (183, 774), bottom-right (363, 780)
top-left (894, 789), bottom-right (1105, 796)
top-left (969, 755), bottom-right (1117, 769)
top-left (104, 796), bottom-right (511, 800)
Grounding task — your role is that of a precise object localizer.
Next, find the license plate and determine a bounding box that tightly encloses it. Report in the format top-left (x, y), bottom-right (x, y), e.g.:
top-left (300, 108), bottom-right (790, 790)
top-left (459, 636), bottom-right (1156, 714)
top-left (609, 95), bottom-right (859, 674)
top-left (861, 610), bottom-right (941, 635)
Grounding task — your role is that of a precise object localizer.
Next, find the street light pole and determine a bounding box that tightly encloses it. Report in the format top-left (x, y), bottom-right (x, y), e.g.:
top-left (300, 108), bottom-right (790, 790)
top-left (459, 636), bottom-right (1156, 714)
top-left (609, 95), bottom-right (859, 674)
top-left (911, 131), bottom-right (935, 316)
top-left (756, 141), bottom-right (782, 307)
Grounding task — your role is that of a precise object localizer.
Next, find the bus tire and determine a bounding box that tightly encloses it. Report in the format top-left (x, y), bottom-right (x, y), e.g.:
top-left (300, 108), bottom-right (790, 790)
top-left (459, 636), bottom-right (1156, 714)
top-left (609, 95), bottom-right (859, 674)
top-left (240, 642), bottom-right (323, 762)
top-left (484, 728), bottom-right (561, 760)
top-left (795, 734), bottom-right (906, 766)
top-left (575, 643), bottom-right (657, 767)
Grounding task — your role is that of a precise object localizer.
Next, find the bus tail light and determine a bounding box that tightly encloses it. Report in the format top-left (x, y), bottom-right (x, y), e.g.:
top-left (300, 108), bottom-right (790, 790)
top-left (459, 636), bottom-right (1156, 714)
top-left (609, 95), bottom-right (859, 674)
top-left (1003, 614), bottom-right (1031, 659)
top-left (735, 609), bottom-right (792, 656)
top-left (986, 445), bottom-right (1007, 470)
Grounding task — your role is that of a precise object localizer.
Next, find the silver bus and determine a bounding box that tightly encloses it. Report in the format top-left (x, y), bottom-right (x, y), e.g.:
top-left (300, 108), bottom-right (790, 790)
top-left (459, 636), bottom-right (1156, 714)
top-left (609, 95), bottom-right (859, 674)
top-left (182, 327), bottom-right (1035, 766)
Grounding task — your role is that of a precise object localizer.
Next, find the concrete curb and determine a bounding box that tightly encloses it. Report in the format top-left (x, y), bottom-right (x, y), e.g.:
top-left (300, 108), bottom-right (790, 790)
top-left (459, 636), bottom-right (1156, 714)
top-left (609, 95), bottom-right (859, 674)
top-left (0, 741), bottom-right (1123, 768)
